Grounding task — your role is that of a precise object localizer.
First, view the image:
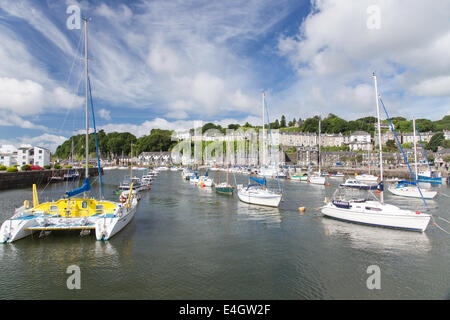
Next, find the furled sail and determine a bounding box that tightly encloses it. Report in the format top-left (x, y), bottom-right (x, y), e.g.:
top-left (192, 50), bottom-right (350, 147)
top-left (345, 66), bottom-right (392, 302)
top-left (66, 178), bottom-right (91, 198)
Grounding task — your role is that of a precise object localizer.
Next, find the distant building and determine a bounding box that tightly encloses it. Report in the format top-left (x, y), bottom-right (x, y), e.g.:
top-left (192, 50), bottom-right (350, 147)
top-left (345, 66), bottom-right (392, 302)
top-left (0, 145), bottom-right (18, 167)
top-left (138, 152), bottom-right (172, 165)
top-left (0, 144), bottom-right (50, 168)
top-left (33, 146), bottom-right (51, 167)
top-left (443, 130), bottom-right (450, 140)
top-left (348, 131), bottom-right (372, 151)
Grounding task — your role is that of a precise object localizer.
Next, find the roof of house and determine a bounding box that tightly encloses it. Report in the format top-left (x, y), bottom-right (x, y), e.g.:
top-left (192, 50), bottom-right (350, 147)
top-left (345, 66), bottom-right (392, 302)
top-left (350, 131), bottom-right (370, 136)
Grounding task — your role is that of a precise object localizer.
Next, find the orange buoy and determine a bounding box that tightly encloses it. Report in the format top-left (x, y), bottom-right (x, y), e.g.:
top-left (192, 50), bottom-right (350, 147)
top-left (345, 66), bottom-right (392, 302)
top-left (327, 183), bottom-right (331, 187)
top-left (298, 207), bottom-right (305, 213)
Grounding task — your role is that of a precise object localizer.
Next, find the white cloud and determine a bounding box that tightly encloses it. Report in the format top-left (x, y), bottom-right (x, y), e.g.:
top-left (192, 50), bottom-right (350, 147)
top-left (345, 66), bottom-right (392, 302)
top-left (98, 108), bottom-right (111, 121)
top-left (275, 0), bottom-right (450, 120)
top-left (0, 133), bottom-right (67, 152)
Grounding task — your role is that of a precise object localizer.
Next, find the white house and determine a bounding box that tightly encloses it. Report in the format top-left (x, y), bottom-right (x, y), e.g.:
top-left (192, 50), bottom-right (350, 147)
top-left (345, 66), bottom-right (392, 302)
top-left (0, 145), bottom-right (18, 167)
top-left (0, 144), bottom-right (50, 168)
top-left (33, 146), bottom-right (50, 167)
top-left (444, 130), bottom-right (450, 140)
top-left (348, 131), bottom-right (372, 151)
top-left (17, 145), bottom-right (33, 166)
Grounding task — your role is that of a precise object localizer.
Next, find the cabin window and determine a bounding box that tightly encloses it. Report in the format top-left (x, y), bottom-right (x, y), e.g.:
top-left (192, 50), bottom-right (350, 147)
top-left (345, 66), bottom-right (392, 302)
top-left (366, 207), bottom-right (382, 212)
top-left (96, 205), bottom-right (104, 212)
top-left (82, 201), bottom-right (88, 209)
top-left (50, 205), bottom-right (58, 212)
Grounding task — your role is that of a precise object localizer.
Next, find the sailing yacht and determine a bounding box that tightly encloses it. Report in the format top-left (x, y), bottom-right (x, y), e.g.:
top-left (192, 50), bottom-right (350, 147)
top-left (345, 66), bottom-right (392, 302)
top-left (237, 92), bottom-right (282, 207)
top-left (308, 119), bottom-right (326, 185)
top-left (237, 176), bottom-right (282, 207)
top-left (388, 117), bottom-right (437, 199)
top-left (321, 73), bottom-right (431, 232)
top-left (215, 149), bottom-right (233, 195)
top-left (0, 19), bottom-right (138, 243)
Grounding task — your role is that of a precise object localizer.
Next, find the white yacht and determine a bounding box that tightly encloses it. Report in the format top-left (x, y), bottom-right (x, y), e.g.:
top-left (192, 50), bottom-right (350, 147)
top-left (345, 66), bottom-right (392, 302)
top-left (321, 73), bottom-right (431, 232)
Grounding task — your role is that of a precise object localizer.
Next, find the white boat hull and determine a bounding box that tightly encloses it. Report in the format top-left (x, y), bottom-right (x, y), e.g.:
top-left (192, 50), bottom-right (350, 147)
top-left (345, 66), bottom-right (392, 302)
top-left (0, 215), bottom-right (36, 243)
top-left (237, 188), bottom-right (281, 207)
top-left (321, 201), bottom-right (430, 232)
top-left (308, 176), bottom-right (326, 185)
top-left (95, 201), bottom-right (137, 241)
top-left (388, 186), bottom-right (437, 199)
top-left (355, 175), bottom-right (378, 183)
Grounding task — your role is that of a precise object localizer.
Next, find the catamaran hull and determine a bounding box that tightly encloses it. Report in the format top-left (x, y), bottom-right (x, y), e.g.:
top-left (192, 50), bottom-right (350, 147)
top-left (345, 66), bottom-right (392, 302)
top-left (0, 216), bottom-right (36, 243)
top-left (237, 190), bottom-right (281, 207)
top-left (95, 205), bottom-right (137, 241)
top-left (321, 205), bottom-right (430, 232)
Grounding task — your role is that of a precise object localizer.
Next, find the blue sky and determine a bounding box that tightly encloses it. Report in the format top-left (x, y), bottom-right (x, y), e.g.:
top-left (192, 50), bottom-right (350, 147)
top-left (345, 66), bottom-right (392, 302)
top-left (0, 0), bottom-right (449, 151)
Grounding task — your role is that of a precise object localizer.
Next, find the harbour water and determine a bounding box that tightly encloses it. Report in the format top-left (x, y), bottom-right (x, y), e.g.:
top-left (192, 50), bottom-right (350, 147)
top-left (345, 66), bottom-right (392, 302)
top-left (0, 170), bottom-right (449, 299)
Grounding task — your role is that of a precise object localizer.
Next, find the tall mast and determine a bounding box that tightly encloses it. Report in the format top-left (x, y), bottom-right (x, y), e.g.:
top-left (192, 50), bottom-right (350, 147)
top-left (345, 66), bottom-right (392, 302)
top-left (84, 18), bottom-right (89, 181)
top-left (262, 91), bottom-right (265, 167)
top-left (373, 73), bottom-right (384, 204)
top-left (413, 117), bottom-right (418, 181)
top-left (130, 142), bottom-right (133, 178)
top-left (318, 119), bottom-right (321, 175)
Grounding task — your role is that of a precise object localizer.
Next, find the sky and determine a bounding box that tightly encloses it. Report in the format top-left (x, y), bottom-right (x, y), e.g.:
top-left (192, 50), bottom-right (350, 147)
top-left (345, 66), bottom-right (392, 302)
top-left (0, 0), bottom-right (449, 151)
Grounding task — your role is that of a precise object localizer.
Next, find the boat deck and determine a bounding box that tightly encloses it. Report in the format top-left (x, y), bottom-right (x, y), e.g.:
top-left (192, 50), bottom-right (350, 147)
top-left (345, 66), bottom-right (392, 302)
top-left (25, 224), bottom-right (96, 231)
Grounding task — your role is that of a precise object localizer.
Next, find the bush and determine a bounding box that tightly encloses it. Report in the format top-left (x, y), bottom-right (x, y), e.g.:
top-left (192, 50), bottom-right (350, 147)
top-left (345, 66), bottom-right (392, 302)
top-left (0, 165), bottom-right (6, 171)
top-left (44, 165), bottom-right (51, 169)
top-left (64, 165), bottom-right (73, 169)
top-left (21, 165), bottom-right (31, 171)
top-left (54, 164), bottom-right (61, 169)
top-left (6, 167), bottom-right (18, 172)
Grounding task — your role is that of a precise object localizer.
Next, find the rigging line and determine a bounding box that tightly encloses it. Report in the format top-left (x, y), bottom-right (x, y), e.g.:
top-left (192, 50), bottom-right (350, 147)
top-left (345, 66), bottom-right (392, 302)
top-left (88, 76), bottom-right (104, 199)
top-left (378, 97), bottom-right (428, 210)
top-left (56, 30), bottom-right (84, 135)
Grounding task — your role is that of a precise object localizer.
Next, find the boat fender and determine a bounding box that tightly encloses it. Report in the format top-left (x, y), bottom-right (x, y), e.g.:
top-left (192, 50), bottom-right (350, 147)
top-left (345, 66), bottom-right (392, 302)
top-left (416, 211), bottom-right (420, 215)
top-left (126, 202), bottom-right (130, 209)
top-left (24, 200), bottom-right (30, 209)
top-left (298, 207), bottom-right (305, 213)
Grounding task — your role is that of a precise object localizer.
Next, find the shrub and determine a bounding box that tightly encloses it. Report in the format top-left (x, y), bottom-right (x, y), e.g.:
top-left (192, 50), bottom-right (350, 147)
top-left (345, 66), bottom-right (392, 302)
top-left (54, 164), bottom-right (61, 169)
top-left (44, 165), bottom-right (51, 169)
top-left (0, 165), bottom-right (6, 171)
top-left (6, 166), bottom-right (18, 172)
top-left (21, 165), bottom-right (31, 171)
top-left (64, 165), bottom-right (73, 169)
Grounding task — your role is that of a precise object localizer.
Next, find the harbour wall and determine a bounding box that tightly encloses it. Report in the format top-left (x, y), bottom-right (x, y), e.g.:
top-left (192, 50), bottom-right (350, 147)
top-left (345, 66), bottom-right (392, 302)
top-left (0, 167), bottom-right (102, 191)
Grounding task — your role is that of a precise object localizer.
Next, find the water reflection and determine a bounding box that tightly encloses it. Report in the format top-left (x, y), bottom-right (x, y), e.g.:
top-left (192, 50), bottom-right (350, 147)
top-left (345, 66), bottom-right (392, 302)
top-left (321, 217), bottom-right (431, 254)
top-left (236, 201), bottom-right (281, 225)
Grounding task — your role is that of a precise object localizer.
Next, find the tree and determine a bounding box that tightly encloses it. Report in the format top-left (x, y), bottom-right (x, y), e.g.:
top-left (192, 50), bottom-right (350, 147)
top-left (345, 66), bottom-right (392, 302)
top-left (280, 115), bottom-right (286, 128)
top-left (428, 132), bottom-right (444, 152)
top-left (385, 139), bottom-right (397, 151)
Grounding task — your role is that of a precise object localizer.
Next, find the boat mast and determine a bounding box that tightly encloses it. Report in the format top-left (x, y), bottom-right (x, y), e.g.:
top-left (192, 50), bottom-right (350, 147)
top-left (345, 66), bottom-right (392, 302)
top-left (413, 117), bottom-right (418, 181)
top-left (318, 119), bottom-right (321, 175)
top-left (373, 73), bottom-right (384, 204)
top-left (130, 142), bottom-right (133, 178)
top-left (262, 91), bottom-right (265, 168)
top-left (84, 18), bottom-right (89, 189)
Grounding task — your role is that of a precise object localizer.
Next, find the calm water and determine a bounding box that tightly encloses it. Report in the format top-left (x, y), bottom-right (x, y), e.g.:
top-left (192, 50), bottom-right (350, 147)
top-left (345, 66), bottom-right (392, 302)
top-left (0, 169), bottom-right (449, 300)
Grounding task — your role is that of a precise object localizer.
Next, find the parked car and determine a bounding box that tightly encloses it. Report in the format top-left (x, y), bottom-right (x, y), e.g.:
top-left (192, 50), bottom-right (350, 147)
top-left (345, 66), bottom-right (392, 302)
top-left (30, 165), bottom-right (44, 170)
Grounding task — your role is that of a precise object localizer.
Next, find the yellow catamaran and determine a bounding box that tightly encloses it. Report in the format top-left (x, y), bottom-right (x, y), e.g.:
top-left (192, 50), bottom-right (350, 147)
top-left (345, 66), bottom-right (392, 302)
top-left (0, 19), bottom-right (138, 243)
